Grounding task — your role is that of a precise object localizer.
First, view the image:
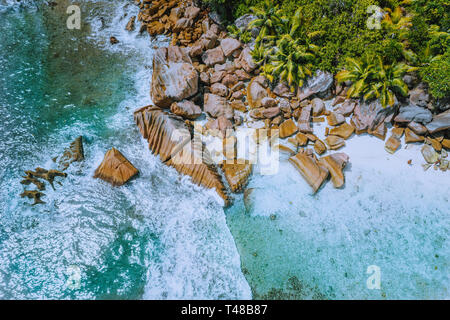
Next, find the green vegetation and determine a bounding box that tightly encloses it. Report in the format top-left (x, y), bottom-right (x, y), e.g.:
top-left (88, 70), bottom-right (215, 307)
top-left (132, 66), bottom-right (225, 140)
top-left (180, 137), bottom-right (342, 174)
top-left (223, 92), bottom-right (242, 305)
top-left (336, 55), bottom-right (416, 107)
top-left (202, 0), bottom-right (450, 103)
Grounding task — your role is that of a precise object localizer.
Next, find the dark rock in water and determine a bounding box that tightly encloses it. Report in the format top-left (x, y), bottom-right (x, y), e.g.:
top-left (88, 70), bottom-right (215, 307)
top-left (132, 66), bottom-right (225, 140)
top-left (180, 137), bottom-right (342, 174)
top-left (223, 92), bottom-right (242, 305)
top-left (20, 190), bottom-right (46, 206)
top-left (110, 36), bottom-right (119, 45)
top-left (20, 175), bottom-right (45, 191)
top-left (26, 168), bottom-right (67, 190)
top-left (94, 148), bottom-right (138, 186)
top-left (58, 136), bottom-right (84, 170)
top-left (125, 16), bottom-right (136, 32)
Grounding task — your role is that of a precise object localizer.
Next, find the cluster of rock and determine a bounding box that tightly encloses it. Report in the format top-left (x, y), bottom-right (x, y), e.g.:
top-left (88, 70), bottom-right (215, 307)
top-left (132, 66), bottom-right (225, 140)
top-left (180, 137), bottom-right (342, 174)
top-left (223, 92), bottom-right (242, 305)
top-left (125, 0), bottom-right (449, 203)
top-left (126, 0), bottom-right (350, 199)
top-left (20, 136), bottom-right (85, 205)
top-left (381, 85), bottom-right (450, 171)
top-left (20, 168), bottom-right (67, 205)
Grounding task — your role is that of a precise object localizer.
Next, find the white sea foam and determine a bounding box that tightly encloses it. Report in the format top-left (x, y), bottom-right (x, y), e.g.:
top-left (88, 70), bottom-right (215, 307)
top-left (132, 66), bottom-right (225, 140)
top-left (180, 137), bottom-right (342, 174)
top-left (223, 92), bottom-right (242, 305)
top-left (80, 0), bottom-right (251, 299)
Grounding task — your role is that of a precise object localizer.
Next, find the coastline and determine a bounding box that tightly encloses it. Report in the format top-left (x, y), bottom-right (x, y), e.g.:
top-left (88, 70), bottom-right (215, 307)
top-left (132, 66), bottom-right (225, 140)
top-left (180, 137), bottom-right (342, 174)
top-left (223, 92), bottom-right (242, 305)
top-left (0, 0), bottom-right (448, 300)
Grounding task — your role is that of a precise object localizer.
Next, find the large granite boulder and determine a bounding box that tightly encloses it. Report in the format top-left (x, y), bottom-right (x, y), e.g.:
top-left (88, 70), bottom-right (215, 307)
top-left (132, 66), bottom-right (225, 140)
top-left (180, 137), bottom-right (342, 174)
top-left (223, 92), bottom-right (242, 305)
top-left (318, 153), bottom-right (349, 188)
top-left (204, 93), bottom-right (234, 119)
top-left (134, 106), bottom-right (229, 202)
top-left (425, 109), bottom-right (450, 133)
top-left (297, 70), bottom-right (333, 101)
top-left (394, 105), bottom-right (433, 124)
top-left (247, 78), bottom-right (268, 108)
top-left (94, 148), bottom-right (138, 186)
top-left (289, 152), bottom-right (329, 193)
top-left (166, 141), bottom-right (229, 203)
top-left (170, 100), bottom-right (202, 120)
top-left (134, 105), bottom-right (191, 162)
top-left (151, 48), bottom-right (199, 108)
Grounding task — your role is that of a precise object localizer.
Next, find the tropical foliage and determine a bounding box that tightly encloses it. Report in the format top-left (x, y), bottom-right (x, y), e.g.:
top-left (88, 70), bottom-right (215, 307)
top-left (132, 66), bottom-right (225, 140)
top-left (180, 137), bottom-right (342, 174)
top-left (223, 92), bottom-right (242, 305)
top-left (336, 55), bottom-right (417, 107)
top-left (202, 0), bottom-right (450, 102)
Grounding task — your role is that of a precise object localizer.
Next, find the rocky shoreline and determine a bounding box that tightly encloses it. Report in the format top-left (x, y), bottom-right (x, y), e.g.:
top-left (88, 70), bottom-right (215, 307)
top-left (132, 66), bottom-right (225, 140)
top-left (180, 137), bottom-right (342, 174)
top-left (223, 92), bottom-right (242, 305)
top-left (122, 0), bottom-right (448, 206)
top-left (18, 0), bottom-right (449, 206)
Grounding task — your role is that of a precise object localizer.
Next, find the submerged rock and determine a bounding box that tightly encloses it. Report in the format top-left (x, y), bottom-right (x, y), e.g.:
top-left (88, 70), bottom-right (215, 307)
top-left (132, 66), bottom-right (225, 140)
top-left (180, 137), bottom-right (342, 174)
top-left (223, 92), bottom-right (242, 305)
top-left (20, 190), bottom-right (45, 206)
top-left (24, 167), bottom-right (67, 190)
top-left (125, 16), bottom-right (136, 31)
top-left (94, 148), bottom-right (138, 186)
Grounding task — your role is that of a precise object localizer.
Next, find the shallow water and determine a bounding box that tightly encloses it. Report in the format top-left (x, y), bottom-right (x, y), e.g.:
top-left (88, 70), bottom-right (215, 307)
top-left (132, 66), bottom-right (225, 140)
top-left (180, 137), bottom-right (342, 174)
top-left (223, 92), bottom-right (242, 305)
top-left (226, 122), bottom-right (450, 300)
top-left (0, 0), bottom-right (448, 300)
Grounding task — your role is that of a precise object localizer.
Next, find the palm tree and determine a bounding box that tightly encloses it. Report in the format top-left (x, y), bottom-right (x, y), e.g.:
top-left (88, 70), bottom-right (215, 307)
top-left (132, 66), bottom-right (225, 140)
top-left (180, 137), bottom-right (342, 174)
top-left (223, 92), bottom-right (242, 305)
top-left (336, 55), bottom-right (417, 108)
top-left (335, 54), bottom-right (378, 99)
top-left (247, 0), bottom-right (285, 45)
top-left (365, 58), bottom-right (416, 107)
top-left (263, 33), bottom-right (317, 88)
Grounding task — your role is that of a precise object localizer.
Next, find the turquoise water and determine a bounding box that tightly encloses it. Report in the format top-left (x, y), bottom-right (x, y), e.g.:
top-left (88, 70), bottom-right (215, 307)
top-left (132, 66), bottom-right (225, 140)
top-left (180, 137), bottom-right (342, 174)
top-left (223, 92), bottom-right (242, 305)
top-left (0, 0), bottom-right (448, 300)
top-left (0, 1), bottom-right (249, 299)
